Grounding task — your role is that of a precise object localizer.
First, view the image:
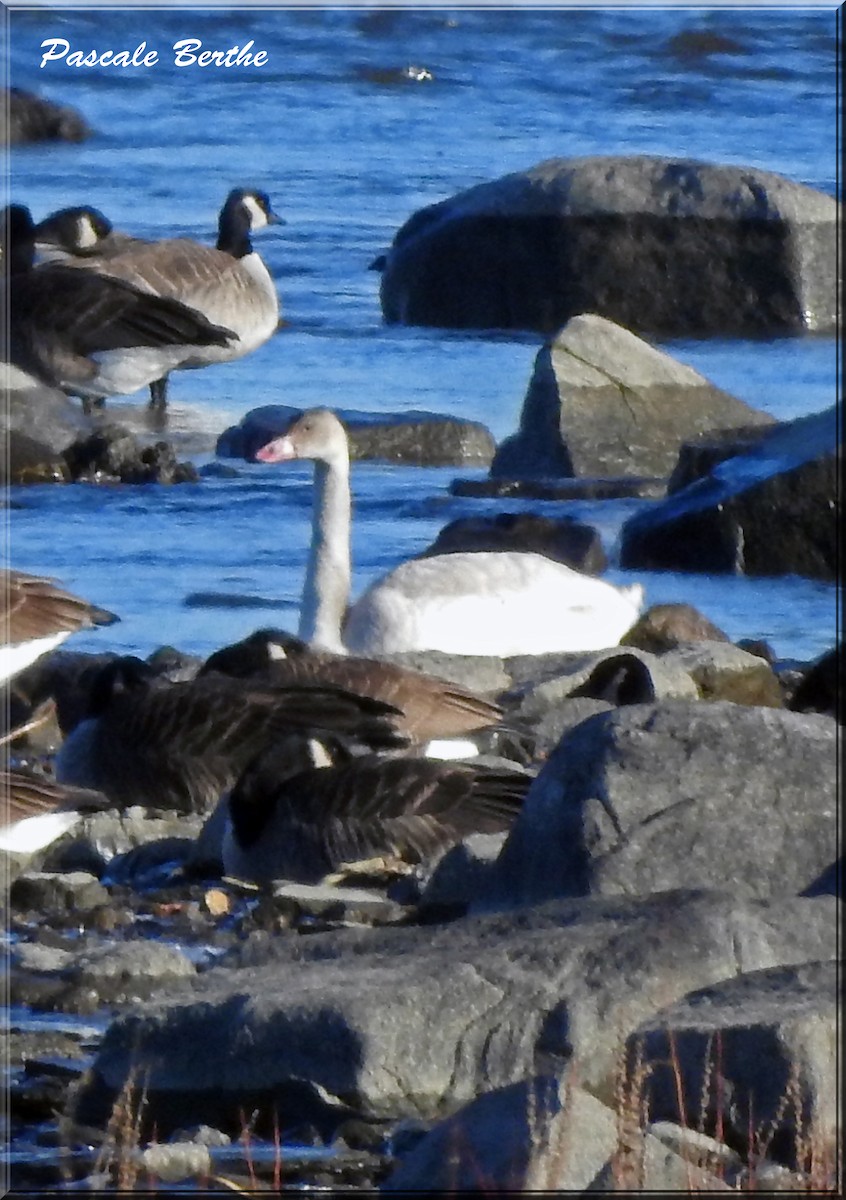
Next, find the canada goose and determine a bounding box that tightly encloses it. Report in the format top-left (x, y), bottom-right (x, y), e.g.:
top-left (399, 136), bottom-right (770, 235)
top-left (32, 204), bottom-right (145, 262)
top-left (46, 188), bottom-right (282, 411)
top-left (222, 741), bottom-right (532, 885)
top-left (55, 655), bottom-right (408, 815)
top-left (0, 568), bottom-right (118, 684)
top-left (200, 627), bottom-right (504, 746)
top-left (255, 408), bottom-right (645, 657)
top-left (2, 204), bottom-right (236, 403)
top-left (0, 769), bottom-right (110, 855)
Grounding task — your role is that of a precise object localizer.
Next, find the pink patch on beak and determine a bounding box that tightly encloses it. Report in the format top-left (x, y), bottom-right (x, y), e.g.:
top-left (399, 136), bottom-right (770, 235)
top-left (255, 436), bottom-right (295, 463)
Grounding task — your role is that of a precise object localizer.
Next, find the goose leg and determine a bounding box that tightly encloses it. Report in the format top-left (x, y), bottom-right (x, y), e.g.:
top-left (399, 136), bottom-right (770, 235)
top-left (148, 375), bottom-right (169, 413)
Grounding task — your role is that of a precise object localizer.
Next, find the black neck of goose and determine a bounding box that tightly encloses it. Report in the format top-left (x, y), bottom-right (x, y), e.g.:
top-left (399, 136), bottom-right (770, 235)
top-left (3, 206), bottom-right (36, 274)
top-left (216, 205), bottom-right (253, 259)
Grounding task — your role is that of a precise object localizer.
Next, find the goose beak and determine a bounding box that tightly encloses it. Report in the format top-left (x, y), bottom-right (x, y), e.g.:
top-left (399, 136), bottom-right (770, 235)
top-left (255, 435), bottom-right (296, 462)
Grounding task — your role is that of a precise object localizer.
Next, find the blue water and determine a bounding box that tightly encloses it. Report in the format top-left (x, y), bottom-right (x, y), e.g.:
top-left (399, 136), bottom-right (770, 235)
top-left (6, 5), bottom-right (841, 663)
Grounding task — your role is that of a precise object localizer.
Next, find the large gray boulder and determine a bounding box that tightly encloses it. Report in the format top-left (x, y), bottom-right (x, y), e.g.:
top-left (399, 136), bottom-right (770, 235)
top-left (377, 155), bottom-right (838, 335)
top-left (216, 404), bottom-right (495, 466)
top-left (630, 959), bottom-right (839, 1168)
top-left (383, 1074), bottom-right (731, 1192)
top-left (75, 890), bottom-right (837, 1135)
top-left (490, 314), bottom-right (775, 480)
top-left (484, 702), bottom-right (837, 908)
top-left (620, 405), bottom-right (839, 580)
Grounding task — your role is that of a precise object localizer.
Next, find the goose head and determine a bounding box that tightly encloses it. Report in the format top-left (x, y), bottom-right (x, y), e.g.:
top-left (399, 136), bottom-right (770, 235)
top-left (200, 628), bottom-right (310, 678)
top-left (217, 187), bottom-right (284, 257)
top-left (255, 407), bottom-right (349, 471)
top-left (32, 205), bottom-right (113, 254)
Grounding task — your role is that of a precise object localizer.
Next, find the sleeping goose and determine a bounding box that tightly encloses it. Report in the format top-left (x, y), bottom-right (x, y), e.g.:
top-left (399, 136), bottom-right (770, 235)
top-left (0, 568), bottom-right (118, 684)
top-left (0, 769), bottom-right (111, 855)
top-left (255, 408), bottom-right (645, 657)
top-left (32, 204), bottom-right (145, 262)
top-left (43, 188), bottom-right (281, 411)
top-left (2, 204), bottom-right (236, 403)
top-left (200, 627), bottom-right (504, 750)
top-left (222, 739), bottom-right (531, 885)
top-left (55, 654), bottom-right (408, 815)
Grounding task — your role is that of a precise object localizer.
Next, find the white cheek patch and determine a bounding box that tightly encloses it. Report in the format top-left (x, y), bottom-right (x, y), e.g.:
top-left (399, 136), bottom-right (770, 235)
top-left (242, 194), bottom-right (269, 230)
top-left (306, 738), bottom-right (333, 769)
top-left (267, 642), bottom-right (288, 661)
top-left (77, 215), bottom-right (101, 249)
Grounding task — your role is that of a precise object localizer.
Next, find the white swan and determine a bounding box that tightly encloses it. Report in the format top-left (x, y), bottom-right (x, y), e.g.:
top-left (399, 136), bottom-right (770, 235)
top-left (255, 408), bottom-right (645, 658)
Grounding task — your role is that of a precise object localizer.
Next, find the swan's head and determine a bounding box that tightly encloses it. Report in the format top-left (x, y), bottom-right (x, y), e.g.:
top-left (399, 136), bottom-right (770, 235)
top-left (256, 407), bottom-right (349, 468)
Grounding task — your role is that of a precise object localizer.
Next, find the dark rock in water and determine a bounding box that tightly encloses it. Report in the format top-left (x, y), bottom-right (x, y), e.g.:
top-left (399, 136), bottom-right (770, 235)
top-left (217, 405), bottom-right (495, 466)
top-left (620, 406), bottom-right (839, 580)
top-left (491, 314), bottom-right (774, 481)
top-left (788, 645), bottom-right (841, 722)
top-left (485, 702), bottom-right (837, 908)
top-left (420, 512), bottom-right (607, 574)
top-left (1, 429), bottom-right (69, 485)
top-left (667, 424), bottom-right (776, 494)
top-left (62, 424), bottom-right (199, 484)
top-left (621, 603), bottom-right (731, 652)
top-left (5, 87), bottom-right (91, 144)
top-left (377, 154), bottom-right (838, 335)
top-left (450, 474), bottom-right (664, 500)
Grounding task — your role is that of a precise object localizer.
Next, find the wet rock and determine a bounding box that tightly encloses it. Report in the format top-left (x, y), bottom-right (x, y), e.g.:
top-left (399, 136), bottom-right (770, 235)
top-left (9, 871), bottom-right (109, 913)
top-left (667, 424), bottom-right (776, 493)
top-left (217, 404), bottom-right (495, 466)
top-left (486, 702), bottom-right (837, 907)
top-left (420, 512), bottom-right (607, 573)
top-left (450, 474), bottom-right (665, 500)
top-left (1, 428), bottom-right (69, 485)
top-left (139, 1141), bottom-right (212, 1183)
top-left (621, 602), bottom-right (731, 652)
top-left (377, 155), bottom-right (838, 335)
top-left (630, 959), bottom-right (839, 1169)
top-left (48, 808), bottom-right (207, 869)
top-left (74, 890), bottom-right (836, 1134)
top-left (102, 838), bottom-right (196, 889)
top-left (491, 314), bottom-right (774, 480)
top-left (62, 424), bottom-right (199, 484)
top-left (660, 641), bottom-right (784, 707)
top-left (2, 375), bottom-right (91, 463)
top-left (620, 405), bottom-right (839, 580)
top-left (5, 87), bottom-right (91, 144)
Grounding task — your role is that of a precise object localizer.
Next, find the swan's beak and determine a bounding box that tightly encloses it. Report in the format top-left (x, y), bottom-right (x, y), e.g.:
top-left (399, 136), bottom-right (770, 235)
top-left (255, 435), bottom-right (296, 463)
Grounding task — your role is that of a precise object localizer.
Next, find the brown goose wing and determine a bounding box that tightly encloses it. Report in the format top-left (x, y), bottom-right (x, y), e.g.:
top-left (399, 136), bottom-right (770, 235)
top-left (231, 755), bottom-right (529, 877)
top-left (3, 769), bottom-right (110, 825)
top-left (73, 674), bottom-right (406, 813)
top-left (1, 569), bottom-right (117, 644)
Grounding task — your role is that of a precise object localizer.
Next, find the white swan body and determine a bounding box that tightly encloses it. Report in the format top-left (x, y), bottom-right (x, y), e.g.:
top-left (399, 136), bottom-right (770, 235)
top-left (256, 408), bottom-right (645, 658)
top-left (344, 551), bottom-right (643, 657)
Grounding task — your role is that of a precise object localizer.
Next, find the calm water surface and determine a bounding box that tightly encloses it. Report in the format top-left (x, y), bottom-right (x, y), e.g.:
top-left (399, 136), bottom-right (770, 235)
top-left (6, 5), bottom-right (840, 663)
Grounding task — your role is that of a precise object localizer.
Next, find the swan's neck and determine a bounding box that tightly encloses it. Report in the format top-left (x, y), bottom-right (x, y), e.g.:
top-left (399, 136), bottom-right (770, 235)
top-left (300, 455), bottom-right (351, 654)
